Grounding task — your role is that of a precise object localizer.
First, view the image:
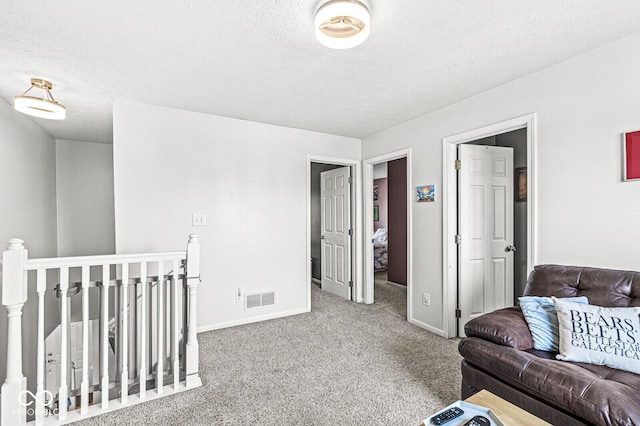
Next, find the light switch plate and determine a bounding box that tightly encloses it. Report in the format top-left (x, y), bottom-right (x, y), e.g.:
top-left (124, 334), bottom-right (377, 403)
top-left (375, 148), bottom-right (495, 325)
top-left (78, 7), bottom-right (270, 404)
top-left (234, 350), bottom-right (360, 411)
top-left (192, 213), bottom-right (206, 226)
top-left (422, 292), bottom-right (431, 307)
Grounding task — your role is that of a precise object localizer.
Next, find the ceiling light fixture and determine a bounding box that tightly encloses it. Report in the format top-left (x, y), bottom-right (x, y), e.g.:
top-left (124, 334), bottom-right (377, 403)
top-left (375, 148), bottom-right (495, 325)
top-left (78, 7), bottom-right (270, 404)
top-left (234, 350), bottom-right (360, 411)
top-left (315, 0), bottom-right (370, 49)
top-left (14, 78), bottom-right (66, 120)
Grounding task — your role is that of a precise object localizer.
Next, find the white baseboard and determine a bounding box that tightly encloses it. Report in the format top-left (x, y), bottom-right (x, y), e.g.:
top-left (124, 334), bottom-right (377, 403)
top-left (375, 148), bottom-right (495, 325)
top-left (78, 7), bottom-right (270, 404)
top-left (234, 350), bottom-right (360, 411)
top-left (197, 307), bottom-right (310, 333)
top-left (409, 317), bottom-right (447, 338)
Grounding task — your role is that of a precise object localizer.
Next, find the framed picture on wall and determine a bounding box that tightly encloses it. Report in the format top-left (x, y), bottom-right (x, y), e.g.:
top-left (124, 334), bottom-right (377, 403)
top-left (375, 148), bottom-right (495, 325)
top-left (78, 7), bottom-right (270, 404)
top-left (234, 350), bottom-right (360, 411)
top-left (373, 185), bottom-right (379, 201)
top-left (373, 205), bottom-right (379, 221)
top-left (416, 185), bottom-right (435, 202)
top-left (623, 130), bottom-right (640, 181)
top-left (515, 167), bottom-right (527, 202)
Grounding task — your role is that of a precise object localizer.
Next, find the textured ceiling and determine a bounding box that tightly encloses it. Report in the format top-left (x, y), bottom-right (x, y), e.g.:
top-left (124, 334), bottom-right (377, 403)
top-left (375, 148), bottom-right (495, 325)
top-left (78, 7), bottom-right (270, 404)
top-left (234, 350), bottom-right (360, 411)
top-left (1, 1), bottom-right (640, 144)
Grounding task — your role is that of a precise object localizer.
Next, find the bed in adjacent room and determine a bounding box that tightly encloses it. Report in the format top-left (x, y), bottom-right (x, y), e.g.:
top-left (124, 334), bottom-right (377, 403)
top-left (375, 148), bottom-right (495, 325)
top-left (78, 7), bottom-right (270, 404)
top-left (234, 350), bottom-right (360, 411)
top-left (373, 228), bottom-right (388, 272)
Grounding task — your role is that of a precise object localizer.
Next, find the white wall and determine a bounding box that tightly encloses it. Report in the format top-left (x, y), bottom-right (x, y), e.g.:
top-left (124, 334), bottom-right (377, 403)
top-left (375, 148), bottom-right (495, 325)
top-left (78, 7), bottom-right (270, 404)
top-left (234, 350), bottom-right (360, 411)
top-left (373, 162), bottom-right (387, 179)
top-left (362, 33), bottom-right (640, 333)
top-left (0, 102), bottom-right (58, 257)
top-left (0, 100), bottom-right (58, 394)
top-left (113, 101), bottom-right (360, 331)
top-left (56, 139), bottom-right (115, 256)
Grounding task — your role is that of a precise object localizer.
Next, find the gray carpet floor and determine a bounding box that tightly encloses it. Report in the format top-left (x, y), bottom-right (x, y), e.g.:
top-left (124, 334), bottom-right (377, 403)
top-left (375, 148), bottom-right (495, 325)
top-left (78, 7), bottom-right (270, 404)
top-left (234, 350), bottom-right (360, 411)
top-left (78, 278), bottom-right (462, 425)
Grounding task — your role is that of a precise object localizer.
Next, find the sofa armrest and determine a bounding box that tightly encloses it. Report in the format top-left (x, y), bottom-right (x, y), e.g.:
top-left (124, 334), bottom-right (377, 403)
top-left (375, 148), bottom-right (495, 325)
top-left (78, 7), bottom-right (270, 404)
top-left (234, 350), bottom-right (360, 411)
top-left (464, 307), bottom-right (534, 350)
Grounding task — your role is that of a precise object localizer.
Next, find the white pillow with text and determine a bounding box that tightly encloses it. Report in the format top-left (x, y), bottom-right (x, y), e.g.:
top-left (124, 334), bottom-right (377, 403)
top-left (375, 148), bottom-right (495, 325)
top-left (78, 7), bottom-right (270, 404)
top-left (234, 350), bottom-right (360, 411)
top-left (553, 297), bottom-right (640, 374)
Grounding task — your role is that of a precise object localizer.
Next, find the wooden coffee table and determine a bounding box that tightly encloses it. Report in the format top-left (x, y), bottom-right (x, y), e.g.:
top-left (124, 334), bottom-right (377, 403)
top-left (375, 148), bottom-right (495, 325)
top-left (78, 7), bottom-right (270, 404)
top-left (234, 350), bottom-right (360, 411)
top-left (465, 390), bottom-right (551, 425)
top-left (422, 390), bottom-right (551, 426)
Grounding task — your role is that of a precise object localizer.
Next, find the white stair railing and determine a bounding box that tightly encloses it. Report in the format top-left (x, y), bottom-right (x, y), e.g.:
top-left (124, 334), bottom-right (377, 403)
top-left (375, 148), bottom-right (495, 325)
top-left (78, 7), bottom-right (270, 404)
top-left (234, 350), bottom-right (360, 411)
top-left (0, 235), bottom-right (202, 425)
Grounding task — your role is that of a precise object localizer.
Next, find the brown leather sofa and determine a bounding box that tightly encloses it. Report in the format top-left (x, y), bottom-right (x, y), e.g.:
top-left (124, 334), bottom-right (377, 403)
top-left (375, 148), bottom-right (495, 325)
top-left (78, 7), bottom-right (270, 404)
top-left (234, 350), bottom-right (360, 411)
top-left (458, 264), bottom-right (640, 426)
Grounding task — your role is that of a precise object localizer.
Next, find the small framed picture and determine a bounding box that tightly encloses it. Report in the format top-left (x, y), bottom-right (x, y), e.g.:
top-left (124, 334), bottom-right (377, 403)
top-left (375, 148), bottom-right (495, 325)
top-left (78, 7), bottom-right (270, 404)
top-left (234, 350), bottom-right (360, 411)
top-left (373, 185), bottom-right (379, 201)
top-left (373, 205), bottom-right (379, 221)
top-left (623, 130), bottom-right (640, 181)
top-left (515, 167), bottom-right (527, 202)
top-left (416, 185), bottom-right (435, 202)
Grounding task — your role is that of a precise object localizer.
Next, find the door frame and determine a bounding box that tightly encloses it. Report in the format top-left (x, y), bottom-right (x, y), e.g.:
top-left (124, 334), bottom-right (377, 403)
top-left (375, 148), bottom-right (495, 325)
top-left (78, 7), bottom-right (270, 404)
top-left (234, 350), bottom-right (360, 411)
top-left (307, 155), bottom-right (363, 309)
top-left (442, 114), bottom-right (538, 338)
top-left (363, 149), bottom-right (412, 318)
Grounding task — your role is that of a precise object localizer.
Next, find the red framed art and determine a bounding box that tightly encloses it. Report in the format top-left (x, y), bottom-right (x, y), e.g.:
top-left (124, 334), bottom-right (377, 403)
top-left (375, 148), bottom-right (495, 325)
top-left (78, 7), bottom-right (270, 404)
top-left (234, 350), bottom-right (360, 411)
top-left (624, 130), bottom-right (640, 181)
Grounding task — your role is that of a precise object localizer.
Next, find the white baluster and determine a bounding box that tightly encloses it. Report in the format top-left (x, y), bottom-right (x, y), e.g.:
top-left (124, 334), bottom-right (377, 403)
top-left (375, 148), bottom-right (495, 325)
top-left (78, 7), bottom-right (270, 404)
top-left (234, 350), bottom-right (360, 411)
top-left (156, 261), bottom-right (164, 393)
top-left (58, 267), bottom-right (69, 420)
top-left (121, 263), bottom-right (129, 403)
top-left (1, 239), bottom-right (28, 426)
top-left (165, 273), bottom-right (171, 369)
top-left (114, 271), bottom-right (120, 382)
top-left (128, 269), bottom-right (136, 384)
top-left (101, 264), bottom-right (110, 409)
top-left (80, 265), bottom-right (89, 415)
top-left (185, 234), bottom-right (200, 387)
top-left (139, 263), bottom-right (147, 398)
top-left (34, 268), bottom-right (47, 425)
top-left (171, 260), bottom-right (180, 389)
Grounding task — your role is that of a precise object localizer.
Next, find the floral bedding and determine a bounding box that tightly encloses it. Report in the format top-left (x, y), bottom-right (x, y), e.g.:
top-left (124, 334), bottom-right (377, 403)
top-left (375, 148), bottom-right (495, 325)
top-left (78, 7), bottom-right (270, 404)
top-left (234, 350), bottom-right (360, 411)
top-left (373, 228), bottom-right (388, 272)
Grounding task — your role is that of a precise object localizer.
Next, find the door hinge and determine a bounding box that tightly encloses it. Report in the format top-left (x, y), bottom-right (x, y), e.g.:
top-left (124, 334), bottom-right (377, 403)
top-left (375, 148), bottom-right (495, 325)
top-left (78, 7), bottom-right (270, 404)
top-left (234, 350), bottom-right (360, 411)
top-left (455, 234), bottom-right (461, 244)
top-left (454, 160), bottom-right (461, 170)
top-left (348, 229), bottom-right (353, 236)
top-left (349, 280), bottom-right (353, 288)
top-left (455, 309), bottom-right (461, 318)
top-left (348, 177), bottom-right (353, 184)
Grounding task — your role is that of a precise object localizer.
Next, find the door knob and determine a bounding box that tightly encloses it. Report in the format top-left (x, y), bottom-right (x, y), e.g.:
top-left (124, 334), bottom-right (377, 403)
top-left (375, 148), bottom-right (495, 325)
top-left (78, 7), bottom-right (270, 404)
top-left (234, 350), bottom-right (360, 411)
top-left (320, 235), bottom-right (325, 240)
top-left (505, 245), bottom-right (517, 252)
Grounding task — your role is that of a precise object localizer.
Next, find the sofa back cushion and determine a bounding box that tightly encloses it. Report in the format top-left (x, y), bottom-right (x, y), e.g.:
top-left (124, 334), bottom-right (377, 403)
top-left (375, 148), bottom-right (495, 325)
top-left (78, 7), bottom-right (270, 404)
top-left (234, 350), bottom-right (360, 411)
top-left (524, 264), bottom-right (640, 308)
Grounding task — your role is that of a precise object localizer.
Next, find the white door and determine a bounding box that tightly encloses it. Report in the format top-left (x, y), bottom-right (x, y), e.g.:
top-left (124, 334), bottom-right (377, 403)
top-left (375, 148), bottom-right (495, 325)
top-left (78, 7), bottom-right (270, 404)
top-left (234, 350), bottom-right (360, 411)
top-left (458, 145), bottom-right (515, 336)
top-left (321, 167), bottom-right (352, 300)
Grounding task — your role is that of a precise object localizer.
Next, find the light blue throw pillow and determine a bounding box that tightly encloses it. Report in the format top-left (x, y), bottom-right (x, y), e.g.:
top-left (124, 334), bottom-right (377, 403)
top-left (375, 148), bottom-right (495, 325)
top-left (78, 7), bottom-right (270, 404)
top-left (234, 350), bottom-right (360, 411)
top-left (518, 295), bottom-right (589, 351)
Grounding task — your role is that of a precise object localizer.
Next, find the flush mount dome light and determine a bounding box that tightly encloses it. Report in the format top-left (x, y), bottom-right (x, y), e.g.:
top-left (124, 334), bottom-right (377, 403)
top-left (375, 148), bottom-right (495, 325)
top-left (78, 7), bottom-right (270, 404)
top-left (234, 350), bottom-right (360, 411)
top-left (315, 0), bottom-right (370, 49)
top-left (14, 78), bottom-right (66, 120)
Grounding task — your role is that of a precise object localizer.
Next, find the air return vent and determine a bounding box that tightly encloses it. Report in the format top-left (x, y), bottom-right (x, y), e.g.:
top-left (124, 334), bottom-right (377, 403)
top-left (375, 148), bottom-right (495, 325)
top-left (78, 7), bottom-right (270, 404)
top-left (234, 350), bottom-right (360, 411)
top-left (245, 291), bottom-right (275, 310)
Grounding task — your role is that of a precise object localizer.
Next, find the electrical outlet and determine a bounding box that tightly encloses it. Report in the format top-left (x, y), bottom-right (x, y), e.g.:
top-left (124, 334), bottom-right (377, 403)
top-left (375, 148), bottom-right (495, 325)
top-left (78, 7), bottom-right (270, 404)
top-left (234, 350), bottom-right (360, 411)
top-left (236, 288), bottom-right (242, 303)
top-left (192, 213), bottom-right (206, 226)
top-left (422, 292), bottom-right (431, 307)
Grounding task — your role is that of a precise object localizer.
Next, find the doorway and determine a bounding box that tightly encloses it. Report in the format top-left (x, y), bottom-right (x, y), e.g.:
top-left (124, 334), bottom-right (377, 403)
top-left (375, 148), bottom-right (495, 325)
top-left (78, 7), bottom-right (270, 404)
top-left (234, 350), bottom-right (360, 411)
top-left (372, 159), bottom-right (408, 317)
top-left (310, 163), bottom-right (344, 289)
top-left (307, 156), bottom-right (362, 309)
top-left (363, 149), bottom-right (412, 321)
top-left (319, 166), bottom-right (352, 300)
top-left (442, 114), bottom-right (537, 338)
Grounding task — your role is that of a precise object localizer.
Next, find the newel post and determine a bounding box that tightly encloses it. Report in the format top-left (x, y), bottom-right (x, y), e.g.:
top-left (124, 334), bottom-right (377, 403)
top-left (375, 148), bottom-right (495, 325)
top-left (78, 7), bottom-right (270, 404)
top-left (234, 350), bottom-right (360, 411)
top-left (1, 239), bottom-right (28, 425)
top-left (185, 234), bottom-right (201, 387)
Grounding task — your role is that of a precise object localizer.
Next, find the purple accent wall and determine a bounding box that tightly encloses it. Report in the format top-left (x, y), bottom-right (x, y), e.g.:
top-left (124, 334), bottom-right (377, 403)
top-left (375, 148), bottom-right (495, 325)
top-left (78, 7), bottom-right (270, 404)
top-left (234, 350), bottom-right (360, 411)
top-left (373, 177), bottom-right (388, 231)
top-left (388, 158), bottom-right (407, 286)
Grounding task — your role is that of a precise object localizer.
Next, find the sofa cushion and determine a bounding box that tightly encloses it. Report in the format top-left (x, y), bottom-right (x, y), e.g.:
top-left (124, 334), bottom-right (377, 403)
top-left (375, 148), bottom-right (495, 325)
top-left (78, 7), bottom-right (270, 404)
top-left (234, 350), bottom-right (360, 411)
top-left (524, 264), bottom-right (640, 308)
top-left (464, 307), bottom-right (533, 350)
top-left (459, 337), bottom-right (640, 425)
top-left (554, 297), bottom-right (640, 375)
top-left (519, 295), bottom-right (589, 351)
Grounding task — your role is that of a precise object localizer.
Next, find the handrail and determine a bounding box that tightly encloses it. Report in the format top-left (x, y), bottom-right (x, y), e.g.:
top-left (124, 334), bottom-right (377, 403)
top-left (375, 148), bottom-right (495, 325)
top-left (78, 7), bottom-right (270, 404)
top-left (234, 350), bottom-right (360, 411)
top-left (24, 250), bottom-right (186, 270)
